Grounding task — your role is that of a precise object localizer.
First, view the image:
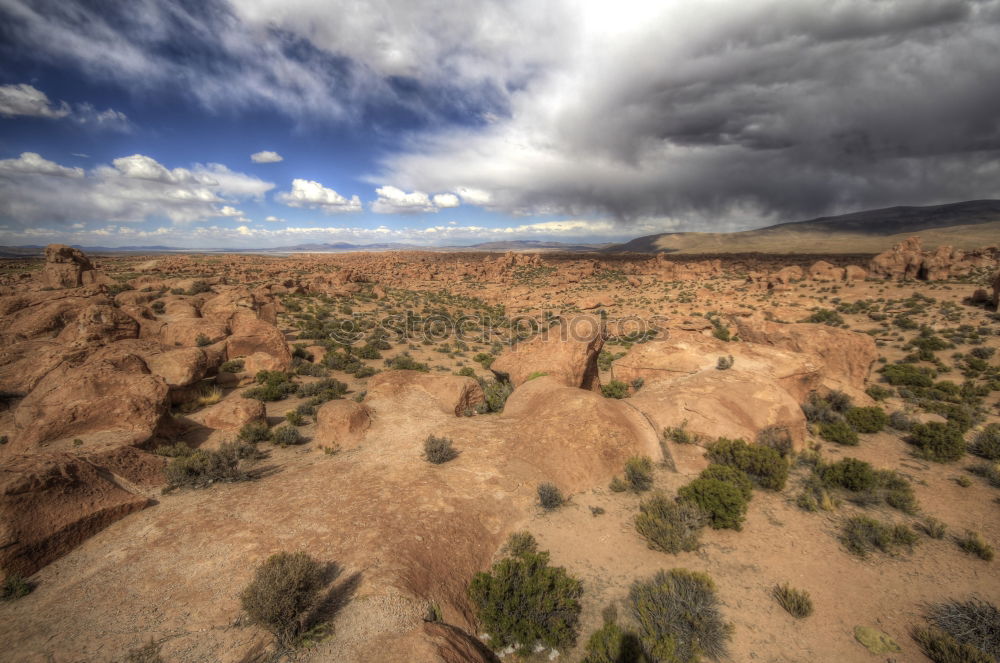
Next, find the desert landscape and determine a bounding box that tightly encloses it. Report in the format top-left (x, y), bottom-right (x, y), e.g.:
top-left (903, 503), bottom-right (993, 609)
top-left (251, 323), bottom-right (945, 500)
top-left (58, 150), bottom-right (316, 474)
top-left (0, 232), bottom-right (997, 662)
top-left (3, 2), bottom-right (1000, 662)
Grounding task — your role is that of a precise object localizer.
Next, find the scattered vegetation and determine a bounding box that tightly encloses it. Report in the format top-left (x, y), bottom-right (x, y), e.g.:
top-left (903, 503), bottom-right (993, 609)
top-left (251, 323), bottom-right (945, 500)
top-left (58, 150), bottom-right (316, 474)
top-left (971, 424), bottom-right (1000, 461)
top-left (538, 482), bottom-right (565, 510)
top-left (163, 441), bottom-right (261, 490)
top-left (678, 477), bottom-right (749, 530)
top-left (628, 569), bottom-right (731, 663)
top-left (819, 419), bottom-right (860, 446)
top-left (923, 597), bottom-right (1000, 660)
top-left (468, 533), bottom-right (583, 655)
top-left (601, 379), bottom-right (630, 399)
top-left (635, 493), bottom-right (707, 554)
top-left (240, 551), bottom-right (325, 648)
top-left (622, 456), bottom-right (655, 492)
top-left (956, 531), bottom-right (995, 561)
top-left (272, 426), bottom-right (306, 447)
top-left (845, 406), bottom-right (888, 433)
top-left (423, 435), bottom-right (458, 464)
top-left (705, 437), bottom-right (789, 490)
top-left (1, 573), bottom-right (32, 601)
top-left (772, 583), bottom-right (813, 618)
top-left (840, 515), bottom-right (919, 557)
top-left (909, 422), bottom-right (966, 462)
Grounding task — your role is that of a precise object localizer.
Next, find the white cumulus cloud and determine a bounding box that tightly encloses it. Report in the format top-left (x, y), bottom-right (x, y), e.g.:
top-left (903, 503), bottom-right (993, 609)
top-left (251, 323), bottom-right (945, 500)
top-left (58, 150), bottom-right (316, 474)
top-left (0, 83), bottom-right (70, 118)
top-left (277, 178), bottom-right (362, 213)
top-left (251, 150), bottom-right (284, 163)
top-left (432, 193), bottom-right (460, 208)
top-left (0, 152), bottom-right (84, 177)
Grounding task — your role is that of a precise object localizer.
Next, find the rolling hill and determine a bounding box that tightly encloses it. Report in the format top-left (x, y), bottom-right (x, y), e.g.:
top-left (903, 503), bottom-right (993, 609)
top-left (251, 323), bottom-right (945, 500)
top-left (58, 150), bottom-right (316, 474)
top-left (608, 200), bottom-right (1000, 254)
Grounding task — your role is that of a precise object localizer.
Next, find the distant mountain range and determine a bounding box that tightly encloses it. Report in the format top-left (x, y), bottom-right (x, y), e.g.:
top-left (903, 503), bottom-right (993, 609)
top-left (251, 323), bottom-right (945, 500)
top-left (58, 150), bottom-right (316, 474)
top-left (606, 199), bottom-right (1000, 254)
top-left (2, 200), bottom-right (999, 258)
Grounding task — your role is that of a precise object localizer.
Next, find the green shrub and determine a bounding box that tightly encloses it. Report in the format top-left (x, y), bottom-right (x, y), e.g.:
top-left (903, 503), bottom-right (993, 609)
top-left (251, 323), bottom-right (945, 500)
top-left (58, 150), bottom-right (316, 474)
top-left (678, 478), bottom-right (749, 530)
top-left (698, 464), bottom-right (753, 500)
top-left (889, 410), bottom-right (916, 431)
top-left (220, 359), bottom-right (245, 373)
top-left (609, 476), bottom-right (628, 492)
top-left (628, 569), bottom-right (731, 663)
top-left (387, 354), bottom-right (430, 372)
top-left (756, 426), bottom-right (793, 456)
top-left (911, 626), bottom-right (994, 663)
top-left (819, 419), bottom-right (859, 446)
top-left (705, 438), bottom-right (788, 490)
top-left (956, 531), bottom-right (994, 561)
top-left (772, 583), bottom-right (813, 618)
top-left (1, 573), bottom-right (32, 600)
top-left (424, 435), bottom-right (458, 464)
top-left (909, 422), bottom-right (966, 462)
top-left (195, 333), bottom-right (212, 347)
top-left (272, 426), bottom-right (306, 447)
top-left (580, 616), bottom-right (648, 663)
top-left (623, 456), bottom-right (654, 492)
top-left (865, 385), bottom-right (893, 401)
top-left (634, 493), bottom-right (707, 554)
top-left (503, 531), bottom-right (538, 557)
top-left (164, 441), bottom-right (259, 489)
top-left (845, 406), bottom-right (888, 433)
top-left (803, 309), bottom-right (844, 326)
top-left (473, 352), bottom-right (494, 369)
top-left (456, 366), bottom-right (476, 378)
top-left (882, 363), bottom-right (935, 387)
top-left (818, 458), bottom-right (877, 492)
top-left (841, 515), bottom-right (919, 557)
top-left (240, 551), bottom-right (324, 647)
top-left (715, 355), bottom-right (734, 370)
top-left (155, 441), bottom-right (194, 457)
top-left (925, 598), bottom-right (1000, 659)
top-left (479, 379), bottom-right (513, 413)
top-left (238, 421), bottom-right (271, 443)
top-left (538, 482), bottom-right (565, 510)
top-left (971, 424), bottom-right (1000, 461)
top-left (285, 410), bottom-right (305, 426)
top-left (919, 517), bottom-right (948, 539)
top-left (468, 537), bottom-right (583, 655)
top-left (296, 378), bottom-right (347, 400)
top-left (601, 380), bottom-right (630, 399)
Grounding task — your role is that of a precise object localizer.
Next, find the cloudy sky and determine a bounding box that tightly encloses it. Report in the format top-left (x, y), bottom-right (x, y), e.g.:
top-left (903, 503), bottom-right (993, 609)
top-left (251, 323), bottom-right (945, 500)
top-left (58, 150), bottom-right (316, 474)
top-left (1, 0), bottom-right (998, 248)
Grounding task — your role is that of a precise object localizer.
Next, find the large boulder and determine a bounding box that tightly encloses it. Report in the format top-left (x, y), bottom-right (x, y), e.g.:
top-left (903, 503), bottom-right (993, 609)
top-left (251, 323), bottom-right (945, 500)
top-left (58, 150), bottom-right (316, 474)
top-left (500, 376), bottom-right (662, 492)
top-left (225, 316), bottom-right (292, 371)
top-left (314, 400), bottom-right (373, 450)
top-left (611, 329), bottom-right (822, 402)
top-left (491, 316), bottom-right (604, 390)
top-left (143, 347), bottom-right (209, 388)
top-left (808, 260), bottom-right (846, 281)
top-left (199, 397), bottom-right (266, 431)
top-left (0, 289), bottom-right (109, 343)
top-left (731, 313), bottom-right (877, 394)
top-left (0, 341), bottom-right (85, 397)
top-left (160, 318), bottom-right (229, 348)
top-left (868, 236), bottom-right (926, 280)
top-left (367, 371), bottom-right (484, 416)
top-left (39, 244), bottom-right (114, 289)
top-left (11, 350), bottom-right (169, 451)
top-left (627, 370), bottom-right (808, 471)
top-left (0, 450), bottom-right (158, 577)
top-left (55, 304), bottom-right (139, 345)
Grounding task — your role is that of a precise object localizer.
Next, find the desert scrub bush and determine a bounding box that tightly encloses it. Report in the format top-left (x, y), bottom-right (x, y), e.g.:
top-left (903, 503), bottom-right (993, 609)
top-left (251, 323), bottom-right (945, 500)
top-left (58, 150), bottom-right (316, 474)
top-left (628, 569), bottom-right (731, 663)
top-left (840, 515), bottom-right (919, 557)
top-left (772, 583), bottom-right (813, 618)
top-left (468, 534), bottom-right (583, 655)
top-left (601, 380), bottom-right (630, 399)
top-left (285, 410), bottom-right (306, 426)
top-left (423, 435), bottom-right (458, 464)
top-left (881, 363), bottom-right (935, 387)
top-left (818, 458), bottom-right (877, 492)
top-left (911, 626), bottom-right (995, 663)
top-left (164, 441), bottom-right (259, 490)
top-left (924, 597), bottom-right (1000, 659)
top-left (238, 421), bottom-right (271, 443)
top-left (272, 426), bottom-right (306, 447)
top-left (698, 464), bottom-right (753, 500)
top-left (678, 477), bottom-right (749, 530)
top-left (889, 410), bottom-right (916, 431)
top-left (756, 425), bottom-right (793, 456)
top-left (635, 493), bottom-right (707, 554)
top-left (1, 572), bottom-right (32, 600)
top-left (296, 378), bottom-right (347, 400)
top-left (503, 531), bottom-right (538, 557)
top-left (845, 406), bottom-right (888, 433)
top-left (865, 384), bottom-right (893, 401)
top-left (623, 456), bottom-right (655, 492)
top-left (956, 531), bottom-right (995, 561)
top-left (803, 308), bottom-right (844, 326)
top-left (715, 355), bottom-right (734, 370)
top-left (386, 353), bottom-right (430, 372)
top-left (705, 437), bottom-right (789, 490)
top-left (971, 424), bottom-right (1000, 461)
top-left (155, 441), bottom-right (194, 457)
top-left (240, 551), bottom-right (324, 648)
top-left (665, 423), bottom-right (698, 445)
top-left (243, 371), bottom-right (297, 401)
top-left (478, 378), bottom-right (513, 413)
top-left (919, 517), bottom-right (948, 539)
top-left (909, 422), bottom-right (966, 462)
top-left (969, 462), bottom-right (1000, 488)
top-left (122, 640), bottom-right (165, 663)
top-left (819, 419), bottom-right (859, 446)
top-left (220, 358), bottom-right (245, 373)
top-left (580, 607), bottom-right (647, 663)
top-left (538, 482), bottom-right (565, 510)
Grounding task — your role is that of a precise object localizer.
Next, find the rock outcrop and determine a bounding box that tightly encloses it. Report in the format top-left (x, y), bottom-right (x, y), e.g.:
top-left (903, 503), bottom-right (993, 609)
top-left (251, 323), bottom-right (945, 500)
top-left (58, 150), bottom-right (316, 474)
top-left (491, 316), bottom-right (604, 390)
top-left (39, 244), bottom-right (114, 289)
top-left (869, 236), bottom-right (999, 281)
top-left (314, 400), bottom-right (374, 450)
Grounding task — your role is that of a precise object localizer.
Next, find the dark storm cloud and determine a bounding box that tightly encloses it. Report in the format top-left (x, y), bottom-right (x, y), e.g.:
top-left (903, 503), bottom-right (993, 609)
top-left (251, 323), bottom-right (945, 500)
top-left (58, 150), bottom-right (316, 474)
top-left (1, 0), bottom-right (999, 228)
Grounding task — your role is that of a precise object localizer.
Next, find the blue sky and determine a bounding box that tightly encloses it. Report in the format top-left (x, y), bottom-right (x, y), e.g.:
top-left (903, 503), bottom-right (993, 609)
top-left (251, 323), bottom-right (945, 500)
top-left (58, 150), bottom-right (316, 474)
top-left (1, 0), bottom-right (998, 248)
